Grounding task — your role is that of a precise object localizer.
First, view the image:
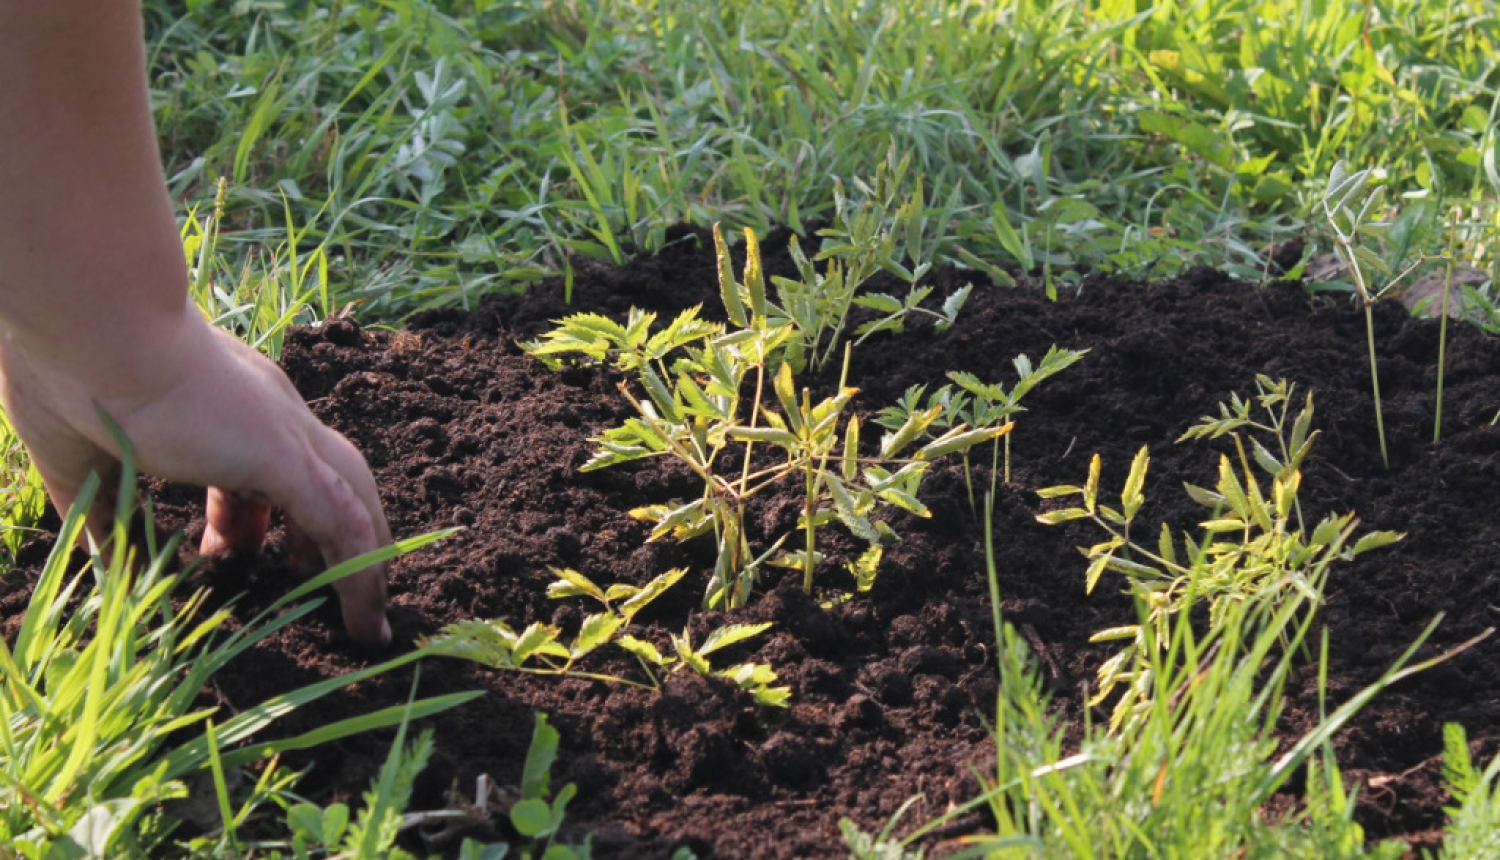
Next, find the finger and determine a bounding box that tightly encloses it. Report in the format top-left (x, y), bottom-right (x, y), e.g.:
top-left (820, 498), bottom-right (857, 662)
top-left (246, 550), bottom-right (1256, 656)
top-left (201, 488), bottom-right (271, 555)
top-left (283, 515), bottom-right (388, 646)
top-left (34, 459), bottom-right (120, 550)
top-left (263, 427), bottom-right (390, 646)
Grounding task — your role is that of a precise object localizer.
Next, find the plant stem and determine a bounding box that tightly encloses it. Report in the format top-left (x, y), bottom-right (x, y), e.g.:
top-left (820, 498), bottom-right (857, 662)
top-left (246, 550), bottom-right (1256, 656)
top-left (1362, 302), bottom-right (1390, 468)
top-left (1436, 215), bottom-right (1456, 443)
top-left (803, 455), bottom-right (816, 594)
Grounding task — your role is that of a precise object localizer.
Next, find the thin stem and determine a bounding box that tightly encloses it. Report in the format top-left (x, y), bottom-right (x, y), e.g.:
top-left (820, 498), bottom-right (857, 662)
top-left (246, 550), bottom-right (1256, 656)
top-left (1436, 215), bottom-right (1457, 443)
top-left (802, 456), bottom-right (816, 594)
top-left (1362, 302), bottom-right (1390, 469)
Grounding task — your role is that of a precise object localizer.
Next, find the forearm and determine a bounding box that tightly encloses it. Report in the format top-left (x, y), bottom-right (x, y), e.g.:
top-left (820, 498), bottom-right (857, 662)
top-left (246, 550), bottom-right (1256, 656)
top-left (0, 0), bottom-right (194, 387)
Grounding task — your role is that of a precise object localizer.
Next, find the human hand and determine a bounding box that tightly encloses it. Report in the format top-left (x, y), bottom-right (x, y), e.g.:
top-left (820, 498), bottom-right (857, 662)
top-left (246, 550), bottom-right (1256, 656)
top-left (0, 305), bottom-right (393, 646)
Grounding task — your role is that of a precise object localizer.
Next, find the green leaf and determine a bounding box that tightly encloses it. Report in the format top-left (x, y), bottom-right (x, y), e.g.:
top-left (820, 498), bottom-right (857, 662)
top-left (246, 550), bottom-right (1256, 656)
top-left (521, 713), bottom-right (559, 801)
top-left (1036, 485), bottom-right (1082, 499)
top-left (876, 486), bottom-right (931, 518)
top-left (698, 622), bottom-right (774, 656)
top-left (511, 622), bottom-right (563, 666)
top-left (616, 635), bottom-right (667, 666)
top-left (743, 228), bottom-right (768, 319)
top-left (880, 405), bottom-right (941, 458)
top-left (726, 426), bottom-right (799, 446)
top-left (854, 293), bottom-right (905, 314)
top-left (571, 614), bottom-right (625, 660)
top-left (1351, 531), bottom-right (1403, 556)
top-left (828, 477), bottom-right (880, 542)
top-left (714, 223), bottom-right (748, 327)
top-left (915, 423), bottom-right (1011, 460)
top-left (1083, 454), bottom-right (1101, 513)
top-left (620, 568), bottom-right (687, 619)
top-left (545, 568), bottom-right (605, 602)
top-left (511, 798), bottom-right (556, 838)
top-left (1036, 508), bottom-right (1090, 525)
top-left (849, 545), bottom-right (883, 592)
top-left (1121, 446), bottom-right (1149, 520)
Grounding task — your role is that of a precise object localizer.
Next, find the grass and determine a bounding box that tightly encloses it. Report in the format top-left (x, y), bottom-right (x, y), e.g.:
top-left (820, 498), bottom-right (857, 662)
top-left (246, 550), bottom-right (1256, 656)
top-left (141, 0), bottom-right (1500, 317)
top-left (5, 0), bottom-right (1500, 856)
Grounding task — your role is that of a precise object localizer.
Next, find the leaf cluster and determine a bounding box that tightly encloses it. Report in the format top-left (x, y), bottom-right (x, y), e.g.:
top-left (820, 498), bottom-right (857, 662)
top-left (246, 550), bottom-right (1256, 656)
top-left (1037, 379), bottom-right (1401, 729)
top-left (524, 226), bottom-right (1005, 609)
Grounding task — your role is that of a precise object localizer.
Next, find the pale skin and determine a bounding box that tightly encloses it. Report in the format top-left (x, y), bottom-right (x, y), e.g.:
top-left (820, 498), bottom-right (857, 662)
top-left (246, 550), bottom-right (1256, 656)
top-left (0, 1), bottom-right (392, 645)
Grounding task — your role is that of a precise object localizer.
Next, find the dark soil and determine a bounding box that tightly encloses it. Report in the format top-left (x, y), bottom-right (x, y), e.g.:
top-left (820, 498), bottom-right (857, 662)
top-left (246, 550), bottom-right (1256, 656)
top-left (15, 226), bottom-right (1500, 857)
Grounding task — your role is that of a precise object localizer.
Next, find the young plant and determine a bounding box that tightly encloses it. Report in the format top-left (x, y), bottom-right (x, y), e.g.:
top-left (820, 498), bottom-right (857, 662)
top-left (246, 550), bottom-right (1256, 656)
top-left (422, 567), bottom-right (687, 689)
top-left (1037, 378), bottom-right (1401, 729)
top-left (616, 622), bottom-right (791, 708)
top-left (525, 226), bottom-right (1007, 610)
top-left (1319, 161), bottom-right (1438, 468)
top-left (874, 346), bottom-right (1085, 514)
top-left (775, 149), bottom-right (971, 373)
top-left (857, 481), bottom-right (1473, 859)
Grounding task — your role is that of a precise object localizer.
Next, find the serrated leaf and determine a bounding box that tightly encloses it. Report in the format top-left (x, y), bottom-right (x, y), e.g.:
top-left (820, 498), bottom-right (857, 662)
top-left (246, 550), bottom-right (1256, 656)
top-left (1084, 454), bottom-right (1101, 513)
top-left (620, 567), bottom-right (687, 618)
top-left (1085, 552), bottom-right (1112, 593)
top-left (714, 223), bottom-right (748, 327)
top-left (727, 426), bottom-right (799, 446)
top-left (828, 477), bottom-right (881, 542)
top-left (1201, 518), bottom-right (1248, 533)
top-left (854, 293), bottom-right (906, 314)
top-left (511, 622), bottom-right (563, 666)
top-left (947, 370), bottom-right (1006, 402)
top-left (1036, 485), bottom-right (1083, 499)
top-left (743, 228), bottom-right (767, 318)
top-left (571, 613), bottom-right (625, 659)
top-left (1184, 483), bottom-right (1224, 508)
top-left (616, 634), bottom-right (667, 666)
top-left (1250, 437), bottom-right (1284, 478)
top-left (1121, 446), bottom-right (1149, 520)
top-left (699, 622), bottom-right (774, 656)
top-left (1037, 508), bottom-right (1090, 525)
top-left (545, 567), bottom-right (605, 602)
top-left (1351, 531), bottom-right (1403, 555)
top-left (915, 423), bottom-right (1012, 460)
top-left (1158, 523), bottom-right (1177, 568)
top-left (877, 486), bottom-right (931, 517)
top-left (940, 284), bottom-right (973, 325)
top-left (880, 405), bottom-right (941, 458)
top-left (1089, 625), bottom-right (1140, 643)
top-left (1215, 455), bottom-right (1252, 519)
top-left (849, 545), bottom-right (883, 591)
top-left (843, 415), bottom-right (861, 481)
top-left (774, 361), bottom-right (802, 434)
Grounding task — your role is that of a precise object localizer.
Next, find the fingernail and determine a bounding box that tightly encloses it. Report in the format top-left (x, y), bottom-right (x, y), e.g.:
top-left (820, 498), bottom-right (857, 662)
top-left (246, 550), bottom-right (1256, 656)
top-left (380, 616), bottom-right (393, 646)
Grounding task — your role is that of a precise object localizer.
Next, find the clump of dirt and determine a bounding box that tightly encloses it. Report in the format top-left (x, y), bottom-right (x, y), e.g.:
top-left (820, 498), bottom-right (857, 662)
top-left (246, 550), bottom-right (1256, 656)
top-left (14, 225), bottom-right (1500, 858)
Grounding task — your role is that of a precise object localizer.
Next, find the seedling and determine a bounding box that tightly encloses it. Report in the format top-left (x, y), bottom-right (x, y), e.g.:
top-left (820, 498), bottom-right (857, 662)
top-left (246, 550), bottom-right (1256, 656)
top-left (422, 567), bottom-right (688, 689)
top-left (526, 226), bottom-right (1007, 609)
top-left (776, 149), bottom-right (971, 372)
top-left (617, 623), bottom-right (791, 708)
top-left (1037, 379), bottom-right (1401, 729)
top-left (874, 345), bottom-right (1085, 513)
top-left (1319, 161), bottom-right (1439, 468)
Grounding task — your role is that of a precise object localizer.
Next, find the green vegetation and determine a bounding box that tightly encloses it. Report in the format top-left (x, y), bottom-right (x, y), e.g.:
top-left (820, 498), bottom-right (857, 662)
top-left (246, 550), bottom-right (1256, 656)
top-left (141, 0), bottom-right (1500, 319)
top-left (864, 416), bottom-right (1486, 859)
top-left (6, 0), bottom-right (1500, 856)
top-left (525, 225), bottom-right (1009, 609)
